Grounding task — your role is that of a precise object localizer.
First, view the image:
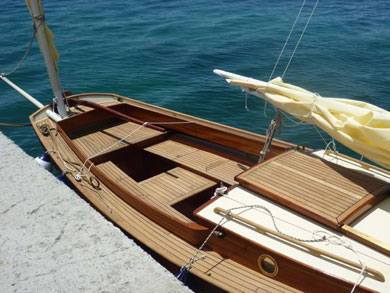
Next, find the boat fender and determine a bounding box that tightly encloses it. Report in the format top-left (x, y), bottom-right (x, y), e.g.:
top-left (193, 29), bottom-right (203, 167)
top-left (34, 153), bottom-right (52, 172)
top-left (56, 172), bottom-right (67, 183)
top-left (175, 267), bottom-right (188, 285)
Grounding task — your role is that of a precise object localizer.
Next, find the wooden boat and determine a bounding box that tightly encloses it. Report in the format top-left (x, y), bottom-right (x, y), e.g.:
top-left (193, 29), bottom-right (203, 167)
top-left (4, 1), bottom-right (390, 292)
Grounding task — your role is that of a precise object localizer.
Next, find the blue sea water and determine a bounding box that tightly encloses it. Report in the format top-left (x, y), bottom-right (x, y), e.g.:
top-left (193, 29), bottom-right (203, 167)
top-left (1, 0), bottom-right (389, 160)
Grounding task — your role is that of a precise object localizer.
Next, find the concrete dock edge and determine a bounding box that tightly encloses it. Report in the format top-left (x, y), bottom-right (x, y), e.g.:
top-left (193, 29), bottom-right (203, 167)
top-left (0, 132), bottom-right (192, 292)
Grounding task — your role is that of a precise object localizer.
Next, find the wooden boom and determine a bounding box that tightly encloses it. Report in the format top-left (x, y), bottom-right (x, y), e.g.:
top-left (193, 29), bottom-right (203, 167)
top-left (214, 207), bottom-right (385, 282)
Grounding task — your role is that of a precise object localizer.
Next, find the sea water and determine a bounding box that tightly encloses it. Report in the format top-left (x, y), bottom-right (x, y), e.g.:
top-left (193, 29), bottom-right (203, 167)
top-left (1, 0), bottom-right (389, 159)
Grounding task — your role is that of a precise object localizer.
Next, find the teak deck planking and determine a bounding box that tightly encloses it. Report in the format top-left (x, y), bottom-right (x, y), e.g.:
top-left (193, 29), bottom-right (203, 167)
top-left (71, 120), bottom-right (164, 158)
top-left (31, 102), bottom-right (301, 293)
top-left (236, 150), bottom-right (390, 230)
top-left (145, 139), bottom-right (248, 185)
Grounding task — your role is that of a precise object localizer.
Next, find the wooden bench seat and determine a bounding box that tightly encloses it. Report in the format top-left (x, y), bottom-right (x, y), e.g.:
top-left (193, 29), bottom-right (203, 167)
top-left (71, 120), bottom-right (165, 158)
top-left (97, 161), bottom-right (215, 223)
top-left (145, 140), bottom-right (248, 185)
top-left (139, 167), bottom-right (216, 205)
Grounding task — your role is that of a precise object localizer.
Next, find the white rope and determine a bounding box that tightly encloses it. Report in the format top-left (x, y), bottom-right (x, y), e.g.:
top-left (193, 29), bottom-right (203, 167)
top-left (223, 193), bottom-right (317, 235)
top-left (46, 150), bottom-right (78, 173)
top-left (244, 92), bottom-right (249, 111)
top-left (324, 139), bottom-right (338, 153)
top-left (182, 212), bottom-right (225, 271)
top-left (312, 231), bottom-right (367, 293)
top-left (225, 204), bottom-right (326, 243)
top-left (313, 125), bottom-right (329, 146)
top-left (216, 203), bottom-right (367, 291)
top-left (282, 0), bottom-right (320, 79)
top-left (147, 121), bottom-right (193, 125)
top-left (279, 110), bottom-right (307, 127)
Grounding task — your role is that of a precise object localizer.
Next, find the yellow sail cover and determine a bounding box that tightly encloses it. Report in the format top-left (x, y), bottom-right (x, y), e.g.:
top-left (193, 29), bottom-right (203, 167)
top-left (228, 77), bottom-right (390, 169)
top-left (26, 0), bottom-right (59, 71)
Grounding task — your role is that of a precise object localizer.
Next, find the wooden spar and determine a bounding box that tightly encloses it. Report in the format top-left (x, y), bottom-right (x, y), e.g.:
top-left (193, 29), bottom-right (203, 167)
top-left (0, 75), bottom-right (44, 109)
top-left (214, 207), bottom-right (385, 283)
top-left (68, 98), bottom-right (165, 132)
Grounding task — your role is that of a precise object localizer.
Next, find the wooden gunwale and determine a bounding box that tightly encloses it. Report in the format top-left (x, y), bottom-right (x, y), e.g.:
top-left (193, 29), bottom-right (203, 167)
top-left (30, 102), bottom-right (302, 292)
top-left (105, 96), bottom-right (292, 157)
top-left (171, 134), bottom-right (258, 166)
top-left (67, 97), bottom-right (165, 132)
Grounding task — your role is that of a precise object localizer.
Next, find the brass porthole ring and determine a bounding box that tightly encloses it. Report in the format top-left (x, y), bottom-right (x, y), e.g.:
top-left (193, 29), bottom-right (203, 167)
top-left (257, 254), bottom-right (278, 277)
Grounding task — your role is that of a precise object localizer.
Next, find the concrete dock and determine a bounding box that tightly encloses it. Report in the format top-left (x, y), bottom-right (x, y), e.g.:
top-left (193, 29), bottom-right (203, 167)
top-left (0, 132), bottom-right (192, 292)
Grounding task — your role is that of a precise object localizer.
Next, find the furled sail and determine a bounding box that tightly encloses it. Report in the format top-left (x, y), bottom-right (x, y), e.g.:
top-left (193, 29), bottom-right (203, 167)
top-left (26, 0), bottom-right (59, 71)
top-left (214, 69), bottom-right (390, 169)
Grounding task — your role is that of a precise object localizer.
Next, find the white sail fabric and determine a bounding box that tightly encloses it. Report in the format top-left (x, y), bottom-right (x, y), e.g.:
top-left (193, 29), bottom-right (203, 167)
top-left (215, 70), bottom-right (390, 169)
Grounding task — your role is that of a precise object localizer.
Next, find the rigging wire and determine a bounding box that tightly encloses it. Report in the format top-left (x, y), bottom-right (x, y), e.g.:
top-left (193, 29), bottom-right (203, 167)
top-left (268, 0), bottom-right (308, 81)
top-left (261, 0), bottom-right (325, 150)
top-left (282, 0), bottom-right (320, 79)
top-left (263, 0), bottom-right (308, 117)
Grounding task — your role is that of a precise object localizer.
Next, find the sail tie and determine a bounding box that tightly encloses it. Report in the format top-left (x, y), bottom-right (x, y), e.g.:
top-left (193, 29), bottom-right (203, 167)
top-left (258, 111), bottom-right (282, 163)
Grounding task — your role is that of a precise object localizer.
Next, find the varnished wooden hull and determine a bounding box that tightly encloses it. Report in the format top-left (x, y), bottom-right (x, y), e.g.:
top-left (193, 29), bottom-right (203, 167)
top-left (30, 93), bottom-right (387, 292)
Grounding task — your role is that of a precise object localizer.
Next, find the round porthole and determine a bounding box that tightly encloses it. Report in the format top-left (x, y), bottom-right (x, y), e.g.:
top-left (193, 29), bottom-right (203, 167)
top-left (258, 254), bottom-right (278, 277)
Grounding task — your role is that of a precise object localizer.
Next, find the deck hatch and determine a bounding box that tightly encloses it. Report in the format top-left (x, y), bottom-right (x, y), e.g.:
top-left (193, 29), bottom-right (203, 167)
top-left (236, 150), bottom-right (390, 229)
